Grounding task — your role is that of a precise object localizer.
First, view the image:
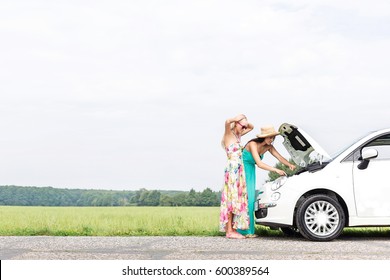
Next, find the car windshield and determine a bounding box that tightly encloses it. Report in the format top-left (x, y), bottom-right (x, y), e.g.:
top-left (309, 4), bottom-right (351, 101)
top-left (330, 132), bottom-right (372, 159)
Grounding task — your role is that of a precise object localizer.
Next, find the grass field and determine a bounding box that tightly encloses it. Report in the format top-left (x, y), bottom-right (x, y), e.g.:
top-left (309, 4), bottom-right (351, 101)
top-left (1, 206), bottom-right (390, 237)
top-left (0, 206), bottom-right (224, 236)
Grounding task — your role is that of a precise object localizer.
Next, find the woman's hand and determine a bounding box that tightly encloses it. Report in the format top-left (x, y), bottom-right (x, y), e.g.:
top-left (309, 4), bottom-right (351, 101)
top-left (288, 164), bottom-right (296, 171)
top-left (274, 168), bottom-right (287, 176)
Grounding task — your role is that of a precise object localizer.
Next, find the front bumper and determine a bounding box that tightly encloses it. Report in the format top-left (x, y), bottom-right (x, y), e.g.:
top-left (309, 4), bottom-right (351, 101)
top-left (254, 184), bottom-right (295, 226)
top-left (255, 204), bottom-right (293, 226)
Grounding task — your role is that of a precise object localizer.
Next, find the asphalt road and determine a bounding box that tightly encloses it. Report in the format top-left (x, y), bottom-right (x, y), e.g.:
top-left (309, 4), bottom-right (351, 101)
top-left (1, 235), bottom-right (390, 260)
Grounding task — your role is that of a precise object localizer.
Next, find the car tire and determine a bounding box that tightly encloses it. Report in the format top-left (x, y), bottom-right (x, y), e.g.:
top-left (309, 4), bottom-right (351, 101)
top-left (295, 194), bottom-right (345, 241)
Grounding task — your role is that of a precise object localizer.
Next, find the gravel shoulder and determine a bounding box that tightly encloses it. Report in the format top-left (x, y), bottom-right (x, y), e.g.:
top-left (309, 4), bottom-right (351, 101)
top-left (2, 236), bottom-right (390, 260)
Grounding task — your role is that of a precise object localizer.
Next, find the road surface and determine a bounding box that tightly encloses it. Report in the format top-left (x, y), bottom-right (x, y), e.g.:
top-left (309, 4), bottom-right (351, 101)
top-left (1, 235), bottom-right (390, 260)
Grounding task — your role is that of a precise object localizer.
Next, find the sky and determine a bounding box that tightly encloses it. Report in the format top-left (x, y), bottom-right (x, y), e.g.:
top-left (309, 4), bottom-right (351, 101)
top-left (1, 0), bottom-right (389, 192)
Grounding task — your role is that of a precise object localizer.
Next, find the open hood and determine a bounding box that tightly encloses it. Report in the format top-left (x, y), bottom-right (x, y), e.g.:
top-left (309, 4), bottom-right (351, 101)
top-left (278, 123), bottom-right (331, 167)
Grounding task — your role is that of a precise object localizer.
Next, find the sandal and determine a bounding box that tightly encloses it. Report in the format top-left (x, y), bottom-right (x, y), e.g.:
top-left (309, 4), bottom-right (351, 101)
top-left (245, 234), bottom-right (258, 238)
top-left (226, 232), bottom-right (246, 239)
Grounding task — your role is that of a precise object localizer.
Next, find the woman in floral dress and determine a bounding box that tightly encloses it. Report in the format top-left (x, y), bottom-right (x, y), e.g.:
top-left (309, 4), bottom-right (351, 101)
top-left (220, 114), bottom-right (253, 239)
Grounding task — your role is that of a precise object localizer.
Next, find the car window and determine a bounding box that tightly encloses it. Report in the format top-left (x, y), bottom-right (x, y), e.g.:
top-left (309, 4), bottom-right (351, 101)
top-left (363, 134), bottom-right (390, 160)
top-left (339, 132), bottom-right (374, 162)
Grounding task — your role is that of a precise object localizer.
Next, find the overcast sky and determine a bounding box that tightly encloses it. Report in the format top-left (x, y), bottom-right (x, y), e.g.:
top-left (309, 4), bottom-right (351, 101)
top-left (1, 0), bottom-right (389, 191)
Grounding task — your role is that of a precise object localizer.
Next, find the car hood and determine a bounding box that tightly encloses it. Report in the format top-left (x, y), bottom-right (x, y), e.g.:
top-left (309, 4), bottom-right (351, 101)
top-left (278, 123), bottom-right (331, 167)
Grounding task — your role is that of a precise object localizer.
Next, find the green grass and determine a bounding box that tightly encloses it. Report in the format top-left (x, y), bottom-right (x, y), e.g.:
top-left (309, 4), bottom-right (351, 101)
top-left (0, 206), bottom-right (223, 236)
top-left (342, 227), bottom-right (390, 238)
top-left (1, 206), bottom-right (390, 237)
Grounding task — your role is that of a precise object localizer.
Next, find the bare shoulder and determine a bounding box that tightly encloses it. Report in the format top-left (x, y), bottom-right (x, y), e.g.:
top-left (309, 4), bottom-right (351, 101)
top-left (246, 141), bottom-right (258, 152)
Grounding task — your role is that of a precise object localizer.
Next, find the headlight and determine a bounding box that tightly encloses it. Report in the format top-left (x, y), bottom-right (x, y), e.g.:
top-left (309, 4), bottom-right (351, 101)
top-left (270, 176), bottom-right (287, 191)
top-left (271, 192), bottom-right (281, 201)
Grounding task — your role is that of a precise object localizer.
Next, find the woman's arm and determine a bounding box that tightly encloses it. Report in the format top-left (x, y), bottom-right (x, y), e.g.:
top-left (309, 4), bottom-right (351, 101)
top-left (248, 142), bottom-right (287, 176)
top-left (241, 122), bottom-right (254, 136)
top-left (224, 114), bottom-right (246, 132)
top-left (269, 146), bottom-right (296, 171)
top-left (222, 114), bottom-right (246, 148)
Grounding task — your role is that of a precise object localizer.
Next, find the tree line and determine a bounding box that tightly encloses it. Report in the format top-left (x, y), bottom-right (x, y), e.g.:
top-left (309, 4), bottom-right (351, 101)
top-left (0, 161), bottom-right (297, 207)
top-left (0, 186), bottom-right (221, 207)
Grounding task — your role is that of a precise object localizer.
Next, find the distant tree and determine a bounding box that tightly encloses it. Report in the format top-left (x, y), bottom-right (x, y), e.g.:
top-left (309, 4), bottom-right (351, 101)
top-left (185, 188), bottom-right (199, 206)
top-left (147, 190), bottom-right (161, 206)
top-left (101, 193), bottom-right (113, 206)
top-left (137, 189), bottom-right (149, 206)
top-left (199, 188), bottom-right (217, 206)
top-left (171, 193), bottom-right (187, 206)
top-left (159, 194), bottom-right (174, 206)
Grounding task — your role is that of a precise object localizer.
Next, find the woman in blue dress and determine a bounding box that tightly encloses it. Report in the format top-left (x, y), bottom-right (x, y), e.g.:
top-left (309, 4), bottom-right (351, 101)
top-left (238, 126), bottom-right (296, 238)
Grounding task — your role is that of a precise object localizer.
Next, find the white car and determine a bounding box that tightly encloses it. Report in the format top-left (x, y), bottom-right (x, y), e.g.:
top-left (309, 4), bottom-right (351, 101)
top-left (255, 123), bottom-right (390, 241)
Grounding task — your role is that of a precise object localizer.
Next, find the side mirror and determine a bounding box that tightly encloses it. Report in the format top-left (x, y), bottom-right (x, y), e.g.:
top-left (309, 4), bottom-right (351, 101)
top-left (362, 148), bottom-right (378, 160)
top-left (358, 148), bottom-right (378, 170)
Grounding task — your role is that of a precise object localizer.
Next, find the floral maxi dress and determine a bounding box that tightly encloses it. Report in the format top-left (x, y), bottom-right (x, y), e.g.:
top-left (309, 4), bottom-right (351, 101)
top-left (219, 140), bottom-right (249, 232)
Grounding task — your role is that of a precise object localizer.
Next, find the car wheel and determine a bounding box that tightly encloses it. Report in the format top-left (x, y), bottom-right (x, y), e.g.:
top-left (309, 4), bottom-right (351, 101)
top-left (280, 227), bottom-right (300, 237)
top-left (296, 194), bottom-right (345, 241)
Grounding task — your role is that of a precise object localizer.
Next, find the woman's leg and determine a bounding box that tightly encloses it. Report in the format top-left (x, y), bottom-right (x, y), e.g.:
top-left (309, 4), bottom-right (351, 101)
top-left (226, 213), bottom-right (245, 239)
top-left (226, 212), bottom-right (233, 233)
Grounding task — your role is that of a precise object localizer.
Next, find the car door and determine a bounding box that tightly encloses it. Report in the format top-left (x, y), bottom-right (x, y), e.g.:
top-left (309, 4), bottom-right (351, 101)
top-left (353, 134), bottom-right (390, 217)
